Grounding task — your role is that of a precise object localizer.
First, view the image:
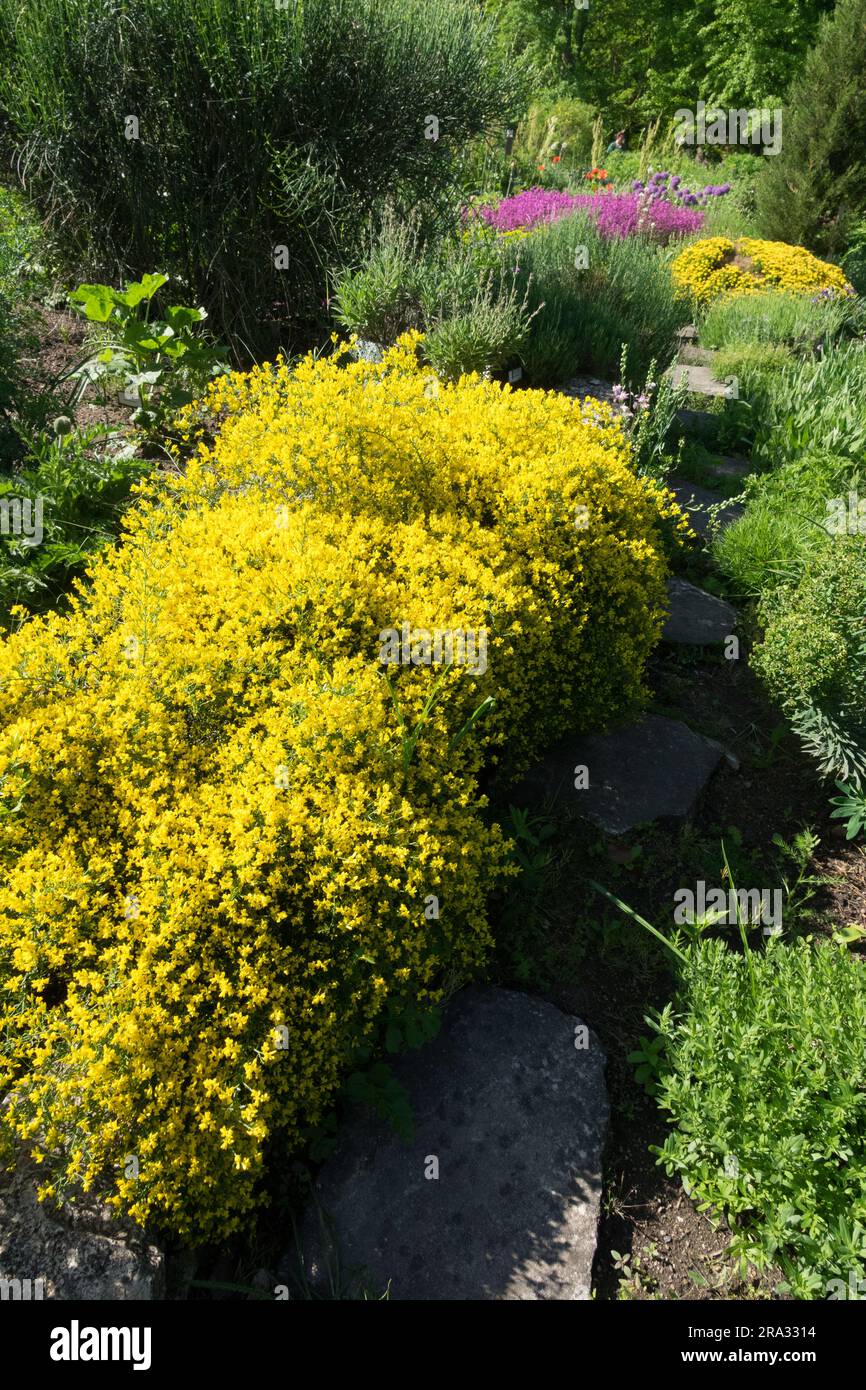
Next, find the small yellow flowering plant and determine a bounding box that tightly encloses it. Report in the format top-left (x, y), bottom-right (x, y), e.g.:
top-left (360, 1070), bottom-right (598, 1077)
top-left (671, 236), bottom-right (853, 306)
top-left (0, 335), bottom-right (686, 1239)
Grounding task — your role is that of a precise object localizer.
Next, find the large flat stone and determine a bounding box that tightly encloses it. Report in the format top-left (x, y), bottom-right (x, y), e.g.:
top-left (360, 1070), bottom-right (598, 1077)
top-left (282, 987), bottom-right (608, 1301)
top-left (662, 578), bottom-right (738, 645)
top-left (507, 714), bottom-right (726, 834)
top-left (675, 406), bottom-right (718, 440)
top-left (676, 344), bottom-right (716, 366)
top-left (706, 454), bottom-right (751, 480)
top-left (668, 478), bottom-right (744, 536)
top-left (672, 362), bottom-right (732, 397)
top-left (0, 1152), bottom-right (164, 1300)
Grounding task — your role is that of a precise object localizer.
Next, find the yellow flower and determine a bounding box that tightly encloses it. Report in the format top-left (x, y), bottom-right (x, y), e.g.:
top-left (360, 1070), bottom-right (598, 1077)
top-left (0, 334), bottom-right (680, 1240)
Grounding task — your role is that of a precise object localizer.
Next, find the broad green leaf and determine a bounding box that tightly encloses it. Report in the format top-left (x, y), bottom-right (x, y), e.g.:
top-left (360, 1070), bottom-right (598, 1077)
top-left (70, 283), bottom-right (116, 322)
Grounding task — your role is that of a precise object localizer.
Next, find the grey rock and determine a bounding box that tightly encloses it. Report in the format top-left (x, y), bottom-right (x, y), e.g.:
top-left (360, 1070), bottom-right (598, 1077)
top-left (282, 987), bottom-right (608, 1301)
top-left (672, 363), bottom-right (732, 398)
top-left (675, 406), bottom-right (719, 440)
top-left (705, 454), bottom-right (751, 480)
top-left (559, 376), bottom-right (618, 407)
top-left (507, 714), bottom-right (726, 835)
top-left (676, 344), bottom-right (716, 367)
top-left (668, 478), bottom-right (744, 536)
top-left (352, 339), bottom-right (385, 363)
top-left (662, 578), bottom-right (738, 646)
top-left (0, 1152), bottom-right (164, 1300)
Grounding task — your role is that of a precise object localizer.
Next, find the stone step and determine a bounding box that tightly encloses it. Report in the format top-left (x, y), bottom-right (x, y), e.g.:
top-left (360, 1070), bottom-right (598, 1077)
top-left (704, 454), bottom-right (752, 481)
top-left (506, 713), bottom-right (727, 836)
top-left (677, 344), bottom-right (716, 366)
top-left (282, 987), bottom-right (608, 1300)
top-left (675, 406), bottom-right (718, 439)
top-left (668, 477), bottom-right (744, 537)
top-left (671, 363), bottom-right (733, 398)
top-left (662, 578), bottom-right (738, 646)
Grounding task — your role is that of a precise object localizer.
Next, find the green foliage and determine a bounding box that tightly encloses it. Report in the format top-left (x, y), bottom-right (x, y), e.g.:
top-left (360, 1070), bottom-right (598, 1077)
top-left (333, 215), bottom-right (538, 379)
top-left (700, 288), bottom-right (861, 353)
top-left (646, 935), bottom-right (866, 1298)
top-left (69, 273), bottom-right (229, 435)
top-left (753, 538), bottom-right (866, 788)
top-left (830, 781), bottom-right (866, 838)
top-left (423, 271), bottom-right (539, 381)
top-left (507, 212), bottom-right (689, 381)
top-left (0, 185), bottom-right (54, 304)
top-left (332, 215), bottom-right (424, 345)
top-left (0, 187), bottom-right (61, 473)
top-left (337, 184), bottom-right (703, 385)
top-left (621, 348), bottom-right (690, 479)
top-left (712, 342), bottom-right (795, 398)
top-left (756, 0), bottom-right (866, 257)
top-left (513, 91), bottom-right (596, 168)
top-left (0, 0), bottom-right (515, 358)
top-left (0, 422), bottom-right (148, 622)
top-left (487, 0), bottom-right (827, 128)
top-left (842, 215), bottom-right (866, 294)
top-left (750, 342), bottom-right (866, 471)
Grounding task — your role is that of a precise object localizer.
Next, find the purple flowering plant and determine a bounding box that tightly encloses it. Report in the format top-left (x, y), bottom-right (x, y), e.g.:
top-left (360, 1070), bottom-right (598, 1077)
top-left (473, 168), bottom-right (730, 245)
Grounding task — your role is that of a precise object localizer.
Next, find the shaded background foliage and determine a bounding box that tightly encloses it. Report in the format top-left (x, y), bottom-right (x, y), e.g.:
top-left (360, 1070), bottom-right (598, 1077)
top-left (486, 0), bottom-right (835, 130)
top-left (0, 0), bottom-right (516, 358)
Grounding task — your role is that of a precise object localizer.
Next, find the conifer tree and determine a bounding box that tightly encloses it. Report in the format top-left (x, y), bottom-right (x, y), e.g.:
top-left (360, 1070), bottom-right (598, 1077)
top-left (756, 0), bottom-right (866, 257)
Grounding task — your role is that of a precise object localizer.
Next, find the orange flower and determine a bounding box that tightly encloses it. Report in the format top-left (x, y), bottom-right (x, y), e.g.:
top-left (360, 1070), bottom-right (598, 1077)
top-left (551, 155), bottom-right (561, 164)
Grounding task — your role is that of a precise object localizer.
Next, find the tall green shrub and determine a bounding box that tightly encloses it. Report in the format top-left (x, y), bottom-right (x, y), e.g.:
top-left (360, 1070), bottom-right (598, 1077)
top-left (0, 0), bottom-right (513, 358)
top-left (756, 0), bottom-right (866, 257)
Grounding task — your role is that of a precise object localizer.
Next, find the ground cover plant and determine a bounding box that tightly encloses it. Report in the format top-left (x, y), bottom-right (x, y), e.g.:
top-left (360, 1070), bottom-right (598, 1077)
top-left (672, 236), bottom-right (854, 306)
top-left (0, 337), bottom-right (685, 1239)
top-left (641, 932), bottom-right (866, 1297)
top-left (335, 206), bottom-right (691, 383)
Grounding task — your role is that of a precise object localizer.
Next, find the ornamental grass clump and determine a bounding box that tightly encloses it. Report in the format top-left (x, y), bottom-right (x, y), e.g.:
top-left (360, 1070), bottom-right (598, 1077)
top-left (0, 336), bottom-right (685, 1239)
top-left (671, 236), bottom-right (854, 306)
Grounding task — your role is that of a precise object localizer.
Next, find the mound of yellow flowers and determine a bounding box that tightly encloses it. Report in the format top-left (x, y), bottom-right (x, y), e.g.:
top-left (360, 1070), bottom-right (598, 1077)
top-left (671, 236), bottom-right (852, 306)
top-left (0, 335), bottom-right (684, 1239)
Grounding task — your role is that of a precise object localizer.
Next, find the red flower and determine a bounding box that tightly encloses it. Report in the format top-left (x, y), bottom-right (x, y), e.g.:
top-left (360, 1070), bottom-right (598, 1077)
top-left (551, 155), bottom-right (561, 164)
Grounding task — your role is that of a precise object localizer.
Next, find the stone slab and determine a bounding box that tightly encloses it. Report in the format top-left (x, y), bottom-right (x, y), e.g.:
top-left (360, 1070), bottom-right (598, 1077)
top-left (668, 478), bottom-right (744, 536)
top-left (506, 714), bottom-right (726, 834)
top-left (282, 987), bottom-right (608, 1301)
top-left (672, 363), bottom-right (732, 397)
top-left (662, 578), bottom-right (738, 646)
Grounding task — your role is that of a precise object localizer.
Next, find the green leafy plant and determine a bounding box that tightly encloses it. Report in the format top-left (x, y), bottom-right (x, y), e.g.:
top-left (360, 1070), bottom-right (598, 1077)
top-left (423, 269), bottom-right (540, 381)
top-left (830, 781), bottom-right (866, 839)
top-left (0, 420), bottom-right (148, 622)
top-left (593, 866), bottom-right (866, 1297)
top-left (69, 273), bottom-right (228, 435)
top-left (344, 1061), bottom-right (414, 1142)
top-left (699, 289), bottom-right (861, 353)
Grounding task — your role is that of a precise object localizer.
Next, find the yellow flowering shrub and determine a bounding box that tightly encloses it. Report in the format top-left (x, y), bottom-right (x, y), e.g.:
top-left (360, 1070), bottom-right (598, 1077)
top-left (0, 335), bottom-right (684, 1239)
top-left (671, 236), bottom-right (852, 306)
